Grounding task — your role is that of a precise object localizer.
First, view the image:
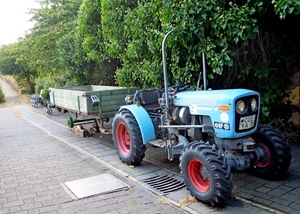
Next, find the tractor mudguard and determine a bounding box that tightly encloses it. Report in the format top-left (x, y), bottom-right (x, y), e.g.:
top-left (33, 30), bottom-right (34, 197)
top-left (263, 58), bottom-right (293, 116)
top-left (119, 105), bottom-right (156, 145)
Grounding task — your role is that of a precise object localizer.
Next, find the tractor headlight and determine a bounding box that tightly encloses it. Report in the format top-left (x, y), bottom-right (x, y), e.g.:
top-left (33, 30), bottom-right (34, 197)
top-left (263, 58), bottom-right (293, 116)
top-left (236, 100), bottom-right (246, 114)
top-left (251, 98), bottom-right (257, 112)
top-left (125, 95), bottom-right (134, 104)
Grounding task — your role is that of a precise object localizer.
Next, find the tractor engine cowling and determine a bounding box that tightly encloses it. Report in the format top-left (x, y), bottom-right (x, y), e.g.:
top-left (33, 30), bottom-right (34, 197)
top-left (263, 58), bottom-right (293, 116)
top-left (172, 88), bottom-right (260, 139)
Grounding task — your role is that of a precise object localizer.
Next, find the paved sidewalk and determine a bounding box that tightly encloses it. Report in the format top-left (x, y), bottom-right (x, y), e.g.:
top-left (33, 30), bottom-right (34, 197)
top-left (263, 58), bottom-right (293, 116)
top-left (1, 103), bottom-right (299, 213)
top-left (0, 106), bottom-right (185, 214)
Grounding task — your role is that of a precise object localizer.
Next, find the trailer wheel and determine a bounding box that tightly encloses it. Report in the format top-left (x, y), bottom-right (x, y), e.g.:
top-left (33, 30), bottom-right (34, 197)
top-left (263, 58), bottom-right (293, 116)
top-left (249, 124), bottom-right (291, 179)
top-left (112, 109), bottom-right (146, 165)
top-left (67, 117), bottom-right (74, 128)
top-left (180, 142), bottom-right (233, 206)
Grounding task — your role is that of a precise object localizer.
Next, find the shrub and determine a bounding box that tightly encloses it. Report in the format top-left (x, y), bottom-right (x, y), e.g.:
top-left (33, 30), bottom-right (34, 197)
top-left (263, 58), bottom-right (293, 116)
top-left (0, 87), bottom-right (5, 103)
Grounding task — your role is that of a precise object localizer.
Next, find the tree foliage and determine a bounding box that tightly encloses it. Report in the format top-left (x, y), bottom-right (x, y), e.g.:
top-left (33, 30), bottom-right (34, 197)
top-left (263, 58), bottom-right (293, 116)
top-left (0, 40), bottom-right (37, 93)
top-left (57, 0), bottom-right (119, 86)
top-left (100, 0), bottom-right (299, 128)
top-left (74, 0), bottom-right (119, 85)
top-left (100, 0), bottom-right (267, 88)
top-left (29, 0), bottom-right (82, 76)
top-left (273, 0), bottom-right (300, 19)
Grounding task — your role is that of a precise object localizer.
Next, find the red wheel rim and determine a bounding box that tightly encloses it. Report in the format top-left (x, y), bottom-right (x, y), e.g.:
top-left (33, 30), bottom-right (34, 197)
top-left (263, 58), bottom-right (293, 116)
top-left (256, 141), bottom-right (271, 168)
top-left (188, 159), bottom-right (210, 192)
top-left (116, 122), bottom-right (130, 154)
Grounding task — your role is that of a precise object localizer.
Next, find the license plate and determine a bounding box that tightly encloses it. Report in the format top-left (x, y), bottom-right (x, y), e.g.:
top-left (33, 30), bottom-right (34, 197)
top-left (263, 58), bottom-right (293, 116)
top-left (239, 115), bottom-right (256, 130)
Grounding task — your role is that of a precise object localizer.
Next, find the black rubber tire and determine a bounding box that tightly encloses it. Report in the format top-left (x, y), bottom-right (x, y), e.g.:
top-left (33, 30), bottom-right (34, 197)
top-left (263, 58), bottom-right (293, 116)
top-left (249, 124), bottom-right (292, 179)
top-left (112, 109), bottom-right (146, 165)
top-left (180, 142), bottom-right (233, 206)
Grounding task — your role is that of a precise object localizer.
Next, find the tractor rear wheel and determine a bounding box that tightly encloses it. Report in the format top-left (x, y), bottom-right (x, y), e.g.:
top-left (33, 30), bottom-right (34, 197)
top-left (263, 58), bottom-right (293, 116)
top-left (112, 109), bottom-right (146, 165)
top-left (249, 124), bottom-right (291, 179)
top-left (180, 142), bottom-right (233, 206)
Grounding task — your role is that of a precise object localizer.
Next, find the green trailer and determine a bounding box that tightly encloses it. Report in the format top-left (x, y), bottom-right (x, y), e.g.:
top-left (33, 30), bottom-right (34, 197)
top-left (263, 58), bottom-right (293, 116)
top-left (49, 85), bottom-right (137, 132)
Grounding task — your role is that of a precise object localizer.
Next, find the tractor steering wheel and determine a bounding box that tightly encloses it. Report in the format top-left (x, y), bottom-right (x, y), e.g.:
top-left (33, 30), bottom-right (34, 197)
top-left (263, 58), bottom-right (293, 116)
top-left (169, 82), bottom-right (190, 93)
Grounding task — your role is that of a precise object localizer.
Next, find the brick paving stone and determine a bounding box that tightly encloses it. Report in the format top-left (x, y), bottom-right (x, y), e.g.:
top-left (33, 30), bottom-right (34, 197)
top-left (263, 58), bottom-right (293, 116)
top-left (86, 199), bottom-right (109, 209)
top-left (104, 210), bottom-right (120, 214)
top-left (6, 196), bottom-right (18, 203)
top-left (252, 192), bottom-right (273, 200)
top-left (118, 209), bottom-right (131, 214)
top-left (281, 192), bottom-right (298, 201)
top-left (7, 206), bottom-right (22, 213)
top-left (246, 181), bottom-right (264, 190)
top-left (39, 204), bottom-right (61, 213)
top-left (262, 181), bottom-right (282, 189)
top-left (236, 186), bottom-right (255, 196)
top-left (271, 196), bottom-right (292, 206)
top-left (23, 198), bottom-right (35, 205)
top-left (278, 184), bottom-right (294, 191)
top-left (268, 188), bottom-right (287, 197)
top-left (269, 202), bottom-right (292, 213)
top-left (284, 180), bottom-right (300, 188)
top-left (252, 197), bottom-right (272, 206)
top-left (2, 201), bottom-right (24, 211)
top-left (21, 202), bottom-right (43, 211)
top-left (255, 186), bottom-right (272, 193)
top-left (17, 193), bottom-right (37, 200)
top-left (290, 202), bottom-right (300, 213)
top-left (256, 210), bottom-right (274, 214)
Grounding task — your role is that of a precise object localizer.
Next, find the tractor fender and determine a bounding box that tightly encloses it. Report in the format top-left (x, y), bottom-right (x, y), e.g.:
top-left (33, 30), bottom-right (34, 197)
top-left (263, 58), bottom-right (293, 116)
top-left (119, 105), bottom-right (156, 145)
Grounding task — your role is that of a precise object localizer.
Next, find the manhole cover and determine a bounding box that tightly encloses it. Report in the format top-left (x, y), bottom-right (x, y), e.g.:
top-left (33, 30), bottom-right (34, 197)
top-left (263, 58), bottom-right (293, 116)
top-left (65, 174), bottom-right (129, 199)
top-left (142, 174), bottom-right (186, 195)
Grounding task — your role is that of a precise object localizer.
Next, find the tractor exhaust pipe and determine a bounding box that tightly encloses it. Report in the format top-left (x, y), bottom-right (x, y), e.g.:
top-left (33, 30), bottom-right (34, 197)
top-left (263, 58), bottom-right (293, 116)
top-left (162, 30), bottom-right (207, 109)
top-left (162, 29), bottom-right (178, 109)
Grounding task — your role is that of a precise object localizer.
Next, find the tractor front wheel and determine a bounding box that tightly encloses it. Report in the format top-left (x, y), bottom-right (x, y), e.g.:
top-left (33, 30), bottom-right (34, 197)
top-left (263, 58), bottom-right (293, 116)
top-left (249, 124), bottom-right (291, 179)
top-left (180, 142), bottom-right (233, 206)
top-left (112, 109), bottom-right (146, 165)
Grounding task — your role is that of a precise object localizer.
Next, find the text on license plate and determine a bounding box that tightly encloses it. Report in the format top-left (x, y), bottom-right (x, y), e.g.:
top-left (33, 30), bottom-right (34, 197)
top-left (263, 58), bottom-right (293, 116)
top-left (239, 115), bottom-right (256, 130)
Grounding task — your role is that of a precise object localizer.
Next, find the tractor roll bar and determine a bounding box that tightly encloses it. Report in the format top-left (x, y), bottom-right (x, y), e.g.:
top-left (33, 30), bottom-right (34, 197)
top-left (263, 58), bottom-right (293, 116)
top-left (162, 29), bottom-right (207, 109)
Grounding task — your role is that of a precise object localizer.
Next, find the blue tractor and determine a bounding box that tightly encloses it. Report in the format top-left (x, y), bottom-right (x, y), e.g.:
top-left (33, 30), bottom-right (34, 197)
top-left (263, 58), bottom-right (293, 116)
top-left (112, 30), bottom-right (292, 206)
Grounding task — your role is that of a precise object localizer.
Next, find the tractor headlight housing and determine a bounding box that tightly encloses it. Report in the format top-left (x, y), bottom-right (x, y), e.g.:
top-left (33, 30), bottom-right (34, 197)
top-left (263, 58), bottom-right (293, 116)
top-left (125, 95), bottom-right (134, 104)
top-left (236, 100), bottom-right (246, 114)
top-left (251, 98), bottom-right (257, 112)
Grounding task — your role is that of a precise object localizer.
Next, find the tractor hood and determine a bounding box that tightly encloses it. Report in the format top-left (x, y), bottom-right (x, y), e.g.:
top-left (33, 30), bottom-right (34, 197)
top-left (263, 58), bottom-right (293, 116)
top-left (173, 88), bottom-right (260, 138)
top-left (173, 89), bottom-right (258, 107)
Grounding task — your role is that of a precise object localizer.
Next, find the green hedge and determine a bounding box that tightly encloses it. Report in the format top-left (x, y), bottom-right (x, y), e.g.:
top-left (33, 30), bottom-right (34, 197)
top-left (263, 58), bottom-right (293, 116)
top-left (0, 87), bottom-right (5, 103)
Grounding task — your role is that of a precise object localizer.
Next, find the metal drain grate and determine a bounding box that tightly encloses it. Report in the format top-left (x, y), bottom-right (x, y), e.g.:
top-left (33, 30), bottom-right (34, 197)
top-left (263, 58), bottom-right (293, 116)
top-left (141, 174), bottom-right (186, 195)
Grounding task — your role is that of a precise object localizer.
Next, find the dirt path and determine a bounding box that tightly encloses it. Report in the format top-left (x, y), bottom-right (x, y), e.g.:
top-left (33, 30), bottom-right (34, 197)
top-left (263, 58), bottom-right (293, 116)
top-left (0, 77), bottom-right (28, 107)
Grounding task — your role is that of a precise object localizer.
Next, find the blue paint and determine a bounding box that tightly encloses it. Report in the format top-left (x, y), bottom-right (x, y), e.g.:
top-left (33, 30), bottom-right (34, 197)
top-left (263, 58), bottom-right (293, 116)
top-left (120, 105), bottom-right (156, 145)
top-left (174, 89), bottom-right (260, 138)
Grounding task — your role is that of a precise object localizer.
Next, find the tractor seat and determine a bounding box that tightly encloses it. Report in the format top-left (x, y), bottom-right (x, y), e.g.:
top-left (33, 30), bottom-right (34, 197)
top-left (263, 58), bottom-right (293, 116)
top-left (139, 89), bottom-right (163, 110)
